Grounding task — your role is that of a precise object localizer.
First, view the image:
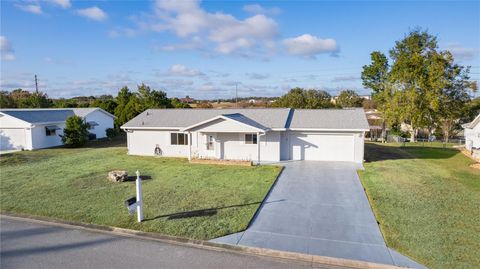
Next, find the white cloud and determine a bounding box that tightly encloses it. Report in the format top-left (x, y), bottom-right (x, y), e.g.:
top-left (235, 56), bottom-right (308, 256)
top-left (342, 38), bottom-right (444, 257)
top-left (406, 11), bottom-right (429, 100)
top-left (121, 0), bottom-right (278, 56)
top-left (243, 4), bottom-right (281, 15)
top-left (0, 36), bottom-right (15, 61)
top-left (446, 43), bottom-right (480, 60)
top-left (16, 4), bottom-right (43, 14)
top-left (165, 64), bottom-right (205, 77)
top-left (47, 0), bottom-right (71, 9)
top-left (283, 34), bottom-right (337, 58)
top-left (77, 6), bottom-right (108, 21)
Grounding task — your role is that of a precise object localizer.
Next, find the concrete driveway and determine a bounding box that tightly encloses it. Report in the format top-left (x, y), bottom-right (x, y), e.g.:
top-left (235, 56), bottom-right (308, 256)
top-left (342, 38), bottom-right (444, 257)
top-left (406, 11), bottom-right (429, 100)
top-left (212, 161), bottom-right (425, 268)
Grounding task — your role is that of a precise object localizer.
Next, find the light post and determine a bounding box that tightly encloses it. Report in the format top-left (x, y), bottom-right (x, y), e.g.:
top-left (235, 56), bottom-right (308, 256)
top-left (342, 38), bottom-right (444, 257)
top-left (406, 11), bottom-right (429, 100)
top-left (135, 170), bottom-right (143, 222)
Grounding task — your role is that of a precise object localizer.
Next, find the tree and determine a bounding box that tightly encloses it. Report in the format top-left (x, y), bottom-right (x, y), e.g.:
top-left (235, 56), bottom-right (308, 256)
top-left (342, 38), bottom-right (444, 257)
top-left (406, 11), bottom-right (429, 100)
top-left (362, 29), bottom-right (477, 142)
top-left (437, 64), bottom-right (477, 141)
top-left (0, 91), bottom-right (16, 108)
top-left (114, 86), bottom-right (137, 126)
top-left (336, 90), bottom-right (364, 108)
top-left (136, 83), bottom-right (172, 110)
top-left (7, 89), bottom-right (52, 108)
top-left (273, 88), bottom-right (333, 108)
top-left (62, 115), bottom-right (89, 147)
top-left (362, 51), bottom-right (390, 142)
top-left (91, 99), bottom-right (117, 114)
top-left (171, 98), bottom-right (191, 108)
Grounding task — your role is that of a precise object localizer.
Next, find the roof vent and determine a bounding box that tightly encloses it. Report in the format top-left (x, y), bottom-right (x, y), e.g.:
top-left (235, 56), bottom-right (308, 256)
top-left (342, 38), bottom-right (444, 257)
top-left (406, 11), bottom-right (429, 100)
top-left (142, 121), bottom-right (144, 125)
top-left (146, 112), bottom-right (149, 116)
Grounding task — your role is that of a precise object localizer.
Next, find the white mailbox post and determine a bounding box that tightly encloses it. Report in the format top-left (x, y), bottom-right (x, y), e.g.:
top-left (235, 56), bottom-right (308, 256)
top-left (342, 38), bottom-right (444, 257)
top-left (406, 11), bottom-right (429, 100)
top-left (135, 170), bottom-right (144, 222)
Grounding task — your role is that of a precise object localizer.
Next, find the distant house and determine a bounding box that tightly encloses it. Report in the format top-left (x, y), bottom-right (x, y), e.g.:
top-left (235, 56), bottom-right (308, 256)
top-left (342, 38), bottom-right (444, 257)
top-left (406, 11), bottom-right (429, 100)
top-left (0, 108), bottom-right (115, 151)
top-left (463, 113), bottom-right (480, 150)
top-left (121, 108), bottom-right (369, 163)
top-left (180, 97), bottom-right (195, 103)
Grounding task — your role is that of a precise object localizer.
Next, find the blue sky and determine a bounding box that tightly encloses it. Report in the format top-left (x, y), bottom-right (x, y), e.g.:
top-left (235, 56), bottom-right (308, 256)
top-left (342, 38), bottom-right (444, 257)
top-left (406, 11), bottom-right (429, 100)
top-left (1, 0), bottom-right (479, 99)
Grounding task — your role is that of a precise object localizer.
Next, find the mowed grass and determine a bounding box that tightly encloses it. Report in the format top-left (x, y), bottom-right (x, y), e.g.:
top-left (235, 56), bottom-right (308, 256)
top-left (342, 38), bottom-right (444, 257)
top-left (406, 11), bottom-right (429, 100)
top-left (0, 141), bottom-right (281, 240)
top-left (359, 143), bottom-right (480, 269)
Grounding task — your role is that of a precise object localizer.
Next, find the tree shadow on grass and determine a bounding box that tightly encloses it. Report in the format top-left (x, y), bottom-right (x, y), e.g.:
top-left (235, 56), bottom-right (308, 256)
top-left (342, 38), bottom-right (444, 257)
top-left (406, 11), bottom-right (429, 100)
top-left (365, 142), bottom-right (459, 162)
top-left (144, 199), bottom-right (285, 221)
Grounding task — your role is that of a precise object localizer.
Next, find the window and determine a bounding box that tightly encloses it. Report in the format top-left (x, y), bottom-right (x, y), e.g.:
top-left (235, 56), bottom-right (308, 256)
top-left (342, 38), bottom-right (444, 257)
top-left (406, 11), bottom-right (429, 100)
top-left (46, 128), bottom-right (56, 136)
top-left (206, 135), bottom-right (214, 150)
top-left (87, 121), bottom-right (98, 130)
top-left (45, 126), bottom-right (59, 136)
top-left (171, 133), bottom-right (188, 145)
top-left (245, 134), bottom-right (257, 144)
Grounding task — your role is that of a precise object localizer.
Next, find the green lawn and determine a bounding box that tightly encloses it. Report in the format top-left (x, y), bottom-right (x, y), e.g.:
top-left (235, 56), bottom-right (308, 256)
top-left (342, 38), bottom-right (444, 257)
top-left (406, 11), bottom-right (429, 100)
top-left (359, 143), bottom-right (480, 269)
top-left (0, 140), bottom-right (281, 240)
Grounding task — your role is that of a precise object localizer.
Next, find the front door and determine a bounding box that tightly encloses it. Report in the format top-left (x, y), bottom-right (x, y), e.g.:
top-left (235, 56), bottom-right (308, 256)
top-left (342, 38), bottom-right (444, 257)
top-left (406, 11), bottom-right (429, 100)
top-left (205, 134), bottom-right (216, 158)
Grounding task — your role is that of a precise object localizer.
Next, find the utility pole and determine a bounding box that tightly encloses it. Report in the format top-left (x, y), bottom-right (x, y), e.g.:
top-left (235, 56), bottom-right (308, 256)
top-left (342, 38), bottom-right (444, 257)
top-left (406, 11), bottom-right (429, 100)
top-left (235, 82), bottom-right (238, 108)
top-left (34, 75), bottom-right (39, 93)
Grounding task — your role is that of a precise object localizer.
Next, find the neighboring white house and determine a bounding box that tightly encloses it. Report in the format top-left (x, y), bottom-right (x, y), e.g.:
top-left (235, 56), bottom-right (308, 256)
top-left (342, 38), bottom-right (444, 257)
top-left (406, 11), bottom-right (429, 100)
top-left (121, 108), bottom-right (369, 163)
top-left (463, 113), bottom-right (480, 150)
top-left (0, 108), bottom-right (115, 151)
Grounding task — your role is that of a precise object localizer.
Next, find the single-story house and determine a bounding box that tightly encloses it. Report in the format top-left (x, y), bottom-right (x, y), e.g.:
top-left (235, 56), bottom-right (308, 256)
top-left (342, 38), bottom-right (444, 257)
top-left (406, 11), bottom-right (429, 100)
top-left (0, 108), bottom-right (115, 151)
top-left (121, 108), bottom-right (369, 163)
top-left (463, 113), bottom-right (480, 150)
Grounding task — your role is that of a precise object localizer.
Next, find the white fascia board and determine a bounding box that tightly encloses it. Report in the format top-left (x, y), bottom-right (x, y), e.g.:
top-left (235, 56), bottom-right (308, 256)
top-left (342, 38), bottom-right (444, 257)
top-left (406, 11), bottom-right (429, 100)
top-left (31, 121), bottom-right (66, 127)
top-left (286, 128), bottom-right (369, 132)
top-left (120, 126), bottom-right (181, 131)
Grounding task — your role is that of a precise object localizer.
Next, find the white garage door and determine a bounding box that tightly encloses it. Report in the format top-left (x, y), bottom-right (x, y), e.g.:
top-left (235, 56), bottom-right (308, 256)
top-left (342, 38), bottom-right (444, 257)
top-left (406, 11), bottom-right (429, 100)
top-left (0, 128), bottom-right (27, 151)
top-left (288, 132), bottom-right (354, 161)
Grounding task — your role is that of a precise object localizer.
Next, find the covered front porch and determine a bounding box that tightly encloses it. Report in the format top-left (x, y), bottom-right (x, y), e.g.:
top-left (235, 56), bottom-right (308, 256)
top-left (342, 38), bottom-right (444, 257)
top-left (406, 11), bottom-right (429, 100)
top-left (181, 113), bottom-right (269, 164)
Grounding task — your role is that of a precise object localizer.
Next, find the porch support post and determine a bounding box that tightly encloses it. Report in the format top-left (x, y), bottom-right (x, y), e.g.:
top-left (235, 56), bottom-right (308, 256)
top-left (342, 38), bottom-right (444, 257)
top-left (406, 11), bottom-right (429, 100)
top-left (188, 132), bottom-right (192, 161)
top-left (256, 132), bottom-right (260, 165)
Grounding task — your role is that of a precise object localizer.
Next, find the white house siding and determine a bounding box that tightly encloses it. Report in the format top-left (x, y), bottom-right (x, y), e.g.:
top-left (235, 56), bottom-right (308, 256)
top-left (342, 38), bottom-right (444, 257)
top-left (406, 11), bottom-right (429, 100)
top-left (84, 110), bottom-right (114, 139)
top-left (127, 129), bottom-right (190, 157)
top-left (126, 129), bottom-right (281, 162)
top-left (0, 114), bottom-right (31, 150)
top-left (465, 124), bottom-right (480, 150)
top-left (280, 131), bottom-right (364, 163)
top-left (31, 123), bottom-right (65, 149)
top-left (0, 128), bottom-right (28, 150)
top-left (201, 132), bottom-right (280, 162)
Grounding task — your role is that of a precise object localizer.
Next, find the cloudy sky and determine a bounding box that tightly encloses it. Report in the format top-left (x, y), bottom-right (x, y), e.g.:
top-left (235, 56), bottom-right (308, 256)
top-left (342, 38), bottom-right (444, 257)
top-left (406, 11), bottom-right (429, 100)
top-left (1, 0), bottom-right (479, 99)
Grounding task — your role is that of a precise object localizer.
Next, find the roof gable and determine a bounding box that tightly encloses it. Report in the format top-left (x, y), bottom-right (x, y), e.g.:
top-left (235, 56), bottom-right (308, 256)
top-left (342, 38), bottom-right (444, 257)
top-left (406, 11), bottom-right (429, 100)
top-left (182, 113), bottom-right (268, 132)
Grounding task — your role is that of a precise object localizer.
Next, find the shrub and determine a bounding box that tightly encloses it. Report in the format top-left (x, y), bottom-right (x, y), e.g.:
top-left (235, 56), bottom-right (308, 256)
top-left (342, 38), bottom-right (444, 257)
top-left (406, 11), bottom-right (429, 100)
top-left (62, 116), bottom-right (89, 147)
top-left (106, 128), bottom-right (119, 140)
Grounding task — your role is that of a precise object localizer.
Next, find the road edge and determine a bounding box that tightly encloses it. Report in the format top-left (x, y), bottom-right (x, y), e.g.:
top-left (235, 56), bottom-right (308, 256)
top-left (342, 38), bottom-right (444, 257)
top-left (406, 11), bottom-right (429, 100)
top-left (1, 212), bottom-right (406, 269)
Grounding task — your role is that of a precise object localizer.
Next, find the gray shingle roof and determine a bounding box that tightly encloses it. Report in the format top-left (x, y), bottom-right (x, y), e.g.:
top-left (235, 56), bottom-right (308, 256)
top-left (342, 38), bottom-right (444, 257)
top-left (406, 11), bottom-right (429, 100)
top-left (122, 108), bottom-right (291, 129)
top-left (122, 108), bottom-right (369, 131)
top-left (0, 108), bottom-right (113, 124)
top-left (288, 108), bottom-right (369, 130)
top-left (0, 109), bottom-right (75, 123)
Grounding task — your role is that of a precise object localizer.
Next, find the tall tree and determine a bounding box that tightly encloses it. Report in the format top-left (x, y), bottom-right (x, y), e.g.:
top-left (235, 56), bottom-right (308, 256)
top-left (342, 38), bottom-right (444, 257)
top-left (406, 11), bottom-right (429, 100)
top-left (114, 86), bottom-right (136, 127)
top-left (362, 29), bottom-right (476, 142)
top-left (361, 51), bottom-right (390, 142)
top-left (336, 90), bottom-right (364, 108)
top-left (273, 88), bottom-right (333, 109)
top-left (136, 83), bottom-right (172, 110)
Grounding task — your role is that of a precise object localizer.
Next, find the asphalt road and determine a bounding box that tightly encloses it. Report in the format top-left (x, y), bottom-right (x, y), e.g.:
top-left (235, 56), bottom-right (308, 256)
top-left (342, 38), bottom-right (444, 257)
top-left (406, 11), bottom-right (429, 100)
top-left (0, 217), bottom-right (335, 269)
